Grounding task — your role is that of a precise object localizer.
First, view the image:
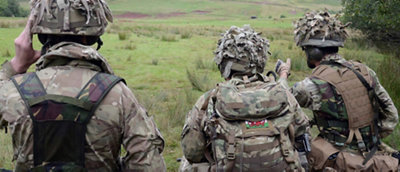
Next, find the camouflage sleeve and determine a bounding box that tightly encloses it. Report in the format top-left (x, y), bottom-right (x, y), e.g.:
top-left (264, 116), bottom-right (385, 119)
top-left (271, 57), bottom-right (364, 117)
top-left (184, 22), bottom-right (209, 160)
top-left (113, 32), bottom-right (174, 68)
top-left (0, 60), bottom-right (19, 129)
top-left (120, 84), bottom-right (166, 171)
top-left (181, 94), bottom-right (209, 163)
top-left (291, 77), bottom-right (319, 109)
top-left (368, 68), bottom-right (399, 138)
top-left (286, 90), bottom-right (310, 138)
top-left (0, 60), bottom-right (19, 82)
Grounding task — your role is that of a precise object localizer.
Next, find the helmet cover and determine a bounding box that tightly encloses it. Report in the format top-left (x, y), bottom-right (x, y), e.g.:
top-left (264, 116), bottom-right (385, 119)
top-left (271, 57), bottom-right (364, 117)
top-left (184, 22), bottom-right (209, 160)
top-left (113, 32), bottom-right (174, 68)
top-left (30, 0), bottom-right (113, 36)
top-left (294, 11), bottom-right (350, 47)
top-left (214, 25), bottom-right (270, 78)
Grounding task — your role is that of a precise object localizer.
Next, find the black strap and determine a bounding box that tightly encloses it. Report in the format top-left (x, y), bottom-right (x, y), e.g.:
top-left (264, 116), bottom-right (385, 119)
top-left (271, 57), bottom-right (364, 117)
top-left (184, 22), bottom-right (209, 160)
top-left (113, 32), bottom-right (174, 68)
top-left (266, 71), bottom-right (277, 81)
top-left (320, 61), bottom-right (381, 164)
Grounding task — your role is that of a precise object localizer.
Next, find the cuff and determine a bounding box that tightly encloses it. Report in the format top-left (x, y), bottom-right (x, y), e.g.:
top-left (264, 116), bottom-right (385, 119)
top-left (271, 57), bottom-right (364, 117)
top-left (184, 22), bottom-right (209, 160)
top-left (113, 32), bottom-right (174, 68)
top-left (1, 60), bottom-right (19, 79)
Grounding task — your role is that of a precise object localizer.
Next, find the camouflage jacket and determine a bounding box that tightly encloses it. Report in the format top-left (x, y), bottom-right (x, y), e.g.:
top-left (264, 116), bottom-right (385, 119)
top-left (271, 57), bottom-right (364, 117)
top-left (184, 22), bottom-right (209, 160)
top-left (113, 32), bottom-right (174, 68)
top-left (0, 42), bottom-right (166, 171)
top-left (279, 54), bottom-right (398, 138)
top-left (181, 75), bottom-right (309, 165)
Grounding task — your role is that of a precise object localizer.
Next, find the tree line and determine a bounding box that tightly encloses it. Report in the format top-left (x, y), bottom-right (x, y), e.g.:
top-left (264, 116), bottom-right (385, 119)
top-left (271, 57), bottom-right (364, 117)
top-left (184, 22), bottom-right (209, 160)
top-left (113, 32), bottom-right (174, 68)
top-left (0, 0), bottom-right (27, 17)
top-left (342, 0), bottom-right (399, 43)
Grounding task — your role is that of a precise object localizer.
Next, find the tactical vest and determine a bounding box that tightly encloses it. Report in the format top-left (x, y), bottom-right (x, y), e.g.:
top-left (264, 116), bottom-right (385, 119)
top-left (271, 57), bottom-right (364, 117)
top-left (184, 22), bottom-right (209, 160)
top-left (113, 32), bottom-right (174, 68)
top-left (310, 61), bottom-right (376, 150)
top-left (11, 72), bottom-right (124, 172)
top-left (204, 76), bottom-right (300, 171)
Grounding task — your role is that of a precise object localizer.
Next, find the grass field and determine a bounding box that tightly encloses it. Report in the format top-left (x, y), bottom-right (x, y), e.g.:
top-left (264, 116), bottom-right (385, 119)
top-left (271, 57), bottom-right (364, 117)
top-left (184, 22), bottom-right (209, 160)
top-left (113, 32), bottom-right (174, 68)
top-left (1, 0), bottom-right (400, 171)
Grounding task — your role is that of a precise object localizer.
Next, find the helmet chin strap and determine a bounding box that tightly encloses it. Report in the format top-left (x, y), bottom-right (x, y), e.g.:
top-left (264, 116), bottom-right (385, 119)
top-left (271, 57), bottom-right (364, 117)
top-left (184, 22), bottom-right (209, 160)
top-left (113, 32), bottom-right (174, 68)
top-left (96, 38), bottom-right (103, 50)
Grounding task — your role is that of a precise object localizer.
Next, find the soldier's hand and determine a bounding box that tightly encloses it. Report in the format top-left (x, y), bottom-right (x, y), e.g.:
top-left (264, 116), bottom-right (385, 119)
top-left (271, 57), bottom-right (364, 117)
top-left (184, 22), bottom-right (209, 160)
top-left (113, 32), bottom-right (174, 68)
top-left (10, 13), bottom-right (41, 74)
top-left (275, 58), bottom-right (291, 79)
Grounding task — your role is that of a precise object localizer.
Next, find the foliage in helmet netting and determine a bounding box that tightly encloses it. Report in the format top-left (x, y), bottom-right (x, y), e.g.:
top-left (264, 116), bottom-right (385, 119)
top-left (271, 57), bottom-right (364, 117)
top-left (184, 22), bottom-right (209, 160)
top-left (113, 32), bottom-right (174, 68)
top-left (294, 11), bottom-right (350, 47)
top-left (30, 0), bottom-right (113, 36)
top-left (214, 25), bottom-right (270, 78)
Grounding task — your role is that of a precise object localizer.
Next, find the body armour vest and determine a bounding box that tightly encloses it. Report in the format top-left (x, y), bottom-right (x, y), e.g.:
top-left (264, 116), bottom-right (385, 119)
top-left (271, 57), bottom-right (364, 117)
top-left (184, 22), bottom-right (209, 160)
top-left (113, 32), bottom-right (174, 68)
top-left (11, 72), bottom-right (124, 172)
top-left (310, 60), bottom-right (376, 149)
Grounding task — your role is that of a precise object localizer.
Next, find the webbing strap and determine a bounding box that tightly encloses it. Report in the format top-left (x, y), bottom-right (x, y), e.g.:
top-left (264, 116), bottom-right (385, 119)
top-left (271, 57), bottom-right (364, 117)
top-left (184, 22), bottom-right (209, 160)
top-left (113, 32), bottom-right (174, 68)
top-left (11, 73), bottom-right (47, 116)
top-left (240, 150), bottom-right (282, 164)
top-left (28, 94), bottom-right (93, 111)
top-left (76, 73), bottom-right (125, 124)
top-left (243, 139), bottom-right (280, 152)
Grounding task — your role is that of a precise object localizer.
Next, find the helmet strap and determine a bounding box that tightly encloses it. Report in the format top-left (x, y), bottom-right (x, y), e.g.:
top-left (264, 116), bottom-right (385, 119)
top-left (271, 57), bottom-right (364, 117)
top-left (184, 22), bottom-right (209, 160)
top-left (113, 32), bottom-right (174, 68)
top-left (96, 38), bottom-right (103, 50)
top-left (40, 38), bottom-right (52, 56)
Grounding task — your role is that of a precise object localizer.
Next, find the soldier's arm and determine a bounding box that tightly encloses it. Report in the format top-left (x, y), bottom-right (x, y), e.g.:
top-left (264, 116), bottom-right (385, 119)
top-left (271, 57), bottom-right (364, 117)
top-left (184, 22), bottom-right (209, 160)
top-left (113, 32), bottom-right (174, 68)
top-left (121, 85), bottom-right (166, 171)
top-left (290, 78), bottom-right (318, 109)
top-left (287, 90), bottom-right (310, 138)
top-left (369, 68), bottom-right (399, 138)
top-left (0, 14), bottom-right (40, 129)
top-left (181, 94), bottom-right (208, 163)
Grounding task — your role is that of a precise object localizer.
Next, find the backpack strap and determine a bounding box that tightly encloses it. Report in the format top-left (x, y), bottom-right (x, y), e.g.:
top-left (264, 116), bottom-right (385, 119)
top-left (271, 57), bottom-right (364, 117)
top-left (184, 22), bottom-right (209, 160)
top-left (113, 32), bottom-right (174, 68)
top-left (11, 72), bottom-right (46, 117)
top-left (76, 72), bottom-right (125, 124)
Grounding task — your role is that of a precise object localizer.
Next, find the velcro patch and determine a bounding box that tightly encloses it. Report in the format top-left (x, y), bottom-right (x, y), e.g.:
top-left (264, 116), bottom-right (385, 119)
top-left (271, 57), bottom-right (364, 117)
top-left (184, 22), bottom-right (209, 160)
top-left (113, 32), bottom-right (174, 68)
top-left (245, 119), bottom-right (269, 129)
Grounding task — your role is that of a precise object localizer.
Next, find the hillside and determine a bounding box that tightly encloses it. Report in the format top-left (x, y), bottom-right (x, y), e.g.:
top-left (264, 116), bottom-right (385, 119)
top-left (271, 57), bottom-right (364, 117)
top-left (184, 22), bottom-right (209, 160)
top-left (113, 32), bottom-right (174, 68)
top-left (2, 0), bottom-right (400, 172)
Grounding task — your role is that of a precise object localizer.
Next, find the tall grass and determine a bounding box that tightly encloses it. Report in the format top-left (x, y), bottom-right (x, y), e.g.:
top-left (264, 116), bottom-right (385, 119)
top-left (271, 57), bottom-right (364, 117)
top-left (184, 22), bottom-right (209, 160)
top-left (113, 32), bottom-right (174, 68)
top-left (186, 69), bottom-right (215, 92)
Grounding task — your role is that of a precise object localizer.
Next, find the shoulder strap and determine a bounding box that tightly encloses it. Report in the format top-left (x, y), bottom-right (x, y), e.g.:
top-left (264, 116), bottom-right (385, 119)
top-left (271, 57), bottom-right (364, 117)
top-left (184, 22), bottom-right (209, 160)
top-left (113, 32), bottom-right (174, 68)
top-left (76, 73), bottom-right (125, 124)
top-left (11, 72), bottom-right (47, 116)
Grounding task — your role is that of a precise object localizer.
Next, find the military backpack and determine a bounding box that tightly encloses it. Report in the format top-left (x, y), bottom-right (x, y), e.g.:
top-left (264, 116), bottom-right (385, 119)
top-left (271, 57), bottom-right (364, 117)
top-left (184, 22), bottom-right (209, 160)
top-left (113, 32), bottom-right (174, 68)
top-left (203, 75), bottom-right (301, 171)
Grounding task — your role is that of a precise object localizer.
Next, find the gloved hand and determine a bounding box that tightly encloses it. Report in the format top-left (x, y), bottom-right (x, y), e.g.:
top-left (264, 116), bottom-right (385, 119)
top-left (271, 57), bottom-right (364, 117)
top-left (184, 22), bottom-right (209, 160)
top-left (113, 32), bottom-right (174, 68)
top-left (275, 58), bottom-right (291, 79)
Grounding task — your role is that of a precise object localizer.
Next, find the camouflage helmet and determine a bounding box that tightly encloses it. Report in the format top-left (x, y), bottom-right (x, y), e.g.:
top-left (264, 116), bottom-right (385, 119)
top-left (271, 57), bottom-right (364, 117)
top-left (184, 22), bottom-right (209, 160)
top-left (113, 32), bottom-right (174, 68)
top-left (294, 11), bottom-right (350, 47)
top-left (214, 25), bottom-right (270, 79)
top-left (30, 0), bottom-right (113, 36)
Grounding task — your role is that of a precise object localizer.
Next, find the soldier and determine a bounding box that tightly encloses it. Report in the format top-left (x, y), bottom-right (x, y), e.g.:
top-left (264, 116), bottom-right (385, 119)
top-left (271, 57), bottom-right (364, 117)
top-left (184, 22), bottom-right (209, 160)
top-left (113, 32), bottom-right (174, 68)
top-left (277, 11), bottom-right (399, 171)
top-left (0, 0), bottom-right (166, 171)
top-left (181, 25), bottom-right (310, 172)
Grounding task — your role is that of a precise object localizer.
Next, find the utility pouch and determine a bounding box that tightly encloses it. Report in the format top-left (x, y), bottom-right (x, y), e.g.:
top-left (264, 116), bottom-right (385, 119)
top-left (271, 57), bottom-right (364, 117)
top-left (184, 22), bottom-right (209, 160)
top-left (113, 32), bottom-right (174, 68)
top-left (335, 152), bottom-right (398, 172)
top-left (308, 137), bottom-right (340, 170)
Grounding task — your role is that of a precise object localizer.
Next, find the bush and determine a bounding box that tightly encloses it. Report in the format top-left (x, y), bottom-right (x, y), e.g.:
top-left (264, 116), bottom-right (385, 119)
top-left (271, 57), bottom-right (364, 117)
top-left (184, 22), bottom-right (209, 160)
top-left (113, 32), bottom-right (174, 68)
top-left (161, 34), bottom-right (177, 42)
top-left (186, 69), bottom-right (214, 92)
top-left (0, 0), bottom-right (28, 17)
top-left (180, 32), bottom-right (192, 39)
top-left (118, 32), bottom-right (130, 40)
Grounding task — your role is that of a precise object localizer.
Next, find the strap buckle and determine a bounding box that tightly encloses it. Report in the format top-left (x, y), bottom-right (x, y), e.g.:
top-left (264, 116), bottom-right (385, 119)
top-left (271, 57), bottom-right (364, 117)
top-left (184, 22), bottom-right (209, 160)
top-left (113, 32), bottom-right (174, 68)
top-left (227, 143), bottom-right (236, 160)
top-left (282, 148), bottom-right (290, 157)
top-left (357, 140), bottom-right (366, 151)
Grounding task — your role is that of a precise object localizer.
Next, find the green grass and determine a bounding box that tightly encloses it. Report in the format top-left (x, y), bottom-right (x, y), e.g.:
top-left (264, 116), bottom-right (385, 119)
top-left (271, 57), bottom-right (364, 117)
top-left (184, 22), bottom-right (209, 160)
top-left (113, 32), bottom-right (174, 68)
top-left (2, 0), bottom-right (400, 171)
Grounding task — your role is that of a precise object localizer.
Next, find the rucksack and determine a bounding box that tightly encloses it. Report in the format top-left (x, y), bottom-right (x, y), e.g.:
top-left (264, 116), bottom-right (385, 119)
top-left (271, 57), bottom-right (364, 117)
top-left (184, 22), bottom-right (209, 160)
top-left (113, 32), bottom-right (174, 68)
top-left (204, 76), bottom-right (301, 171)
top-left (11, 72), bottom-right (124, 172)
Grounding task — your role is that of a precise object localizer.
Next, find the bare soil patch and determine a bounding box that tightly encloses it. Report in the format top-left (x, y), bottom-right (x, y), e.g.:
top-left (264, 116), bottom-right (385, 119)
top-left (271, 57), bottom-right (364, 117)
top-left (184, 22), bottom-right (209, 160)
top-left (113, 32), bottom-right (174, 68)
top-left (156, 12), bottom-right (187, 18)
top-left (115, 12), bottom-right (150, 19)
top-left (192, 10), bottom-right (211, 14)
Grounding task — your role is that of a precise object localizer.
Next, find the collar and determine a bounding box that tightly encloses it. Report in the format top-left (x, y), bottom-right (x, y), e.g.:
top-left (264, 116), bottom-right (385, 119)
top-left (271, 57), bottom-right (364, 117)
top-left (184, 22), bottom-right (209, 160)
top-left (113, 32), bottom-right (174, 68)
top-left (35, 42), bottom-right (114, 74)
top-left (320, 53), bottom-right (347, 64)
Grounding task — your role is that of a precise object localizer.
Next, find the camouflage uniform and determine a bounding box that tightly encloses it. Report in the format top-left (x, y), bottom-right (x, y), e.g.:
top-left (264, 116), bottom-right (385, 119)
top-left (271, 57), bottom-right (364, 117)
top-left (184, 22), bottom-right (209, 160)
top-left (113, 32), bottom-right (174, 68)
top-left (0, 0), bottom-right (166, 171)
top-left (181, 25), bottom-right (309, 171)
top-left (278, 11), bottom-right (399, 171)
top-left (281, 54), bottom-right (398, 139)
top-left (0, 42), bottom-right (166, 171)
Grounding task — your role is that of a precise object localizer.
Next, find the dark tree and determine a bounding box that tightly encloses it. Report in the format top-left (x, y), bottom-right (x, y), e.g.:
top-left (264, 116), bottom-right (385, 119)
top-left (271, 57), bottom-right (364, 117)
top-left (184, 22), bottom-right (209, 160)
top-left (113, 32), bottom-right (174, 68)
top-left (342, 0), bottom-right (400, 43)
top-left (0, 0), bottom-right (27, 17)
